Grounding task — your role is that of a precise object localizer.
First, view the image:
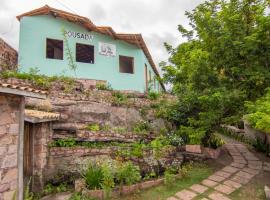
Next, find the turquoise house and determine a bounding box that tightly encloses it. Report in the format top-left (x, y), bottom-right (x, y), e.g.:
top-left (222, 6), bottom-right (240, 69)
top-left (17, 5), bottom-right (165, 93)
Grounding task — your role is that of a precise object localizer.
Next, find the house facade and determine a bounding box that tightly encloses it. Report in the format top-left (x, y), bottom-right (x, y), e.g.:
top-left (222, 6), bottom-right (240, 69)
top-left (17, 5), bottom-right (165, 93)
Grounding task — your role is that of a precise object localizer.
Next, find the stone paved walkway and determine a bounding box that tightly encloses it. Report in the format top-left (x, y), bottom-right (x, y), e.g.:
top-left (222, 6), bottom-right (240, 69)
top-left (167, 143), bottom-right (270, 200)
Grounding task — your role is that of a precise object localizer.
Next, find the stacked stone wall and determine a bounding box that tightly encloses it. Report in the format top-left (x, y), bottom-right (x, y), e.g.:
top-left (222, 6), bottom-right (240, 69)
top-left (0, 94), bottom-right (21, 199)
top-left (0, 38), bottom-right (18, 71)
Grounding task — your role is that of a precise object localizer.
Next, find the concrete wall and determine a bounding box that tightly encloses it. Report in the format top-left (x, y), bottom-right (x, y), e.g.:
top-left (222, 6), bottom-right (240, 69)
top-left (0, 93), bottom-right (22, 199)
top-left (18, 15), bottom-right (161, 92)
top-left (0, 38), bottom-right (18, 71)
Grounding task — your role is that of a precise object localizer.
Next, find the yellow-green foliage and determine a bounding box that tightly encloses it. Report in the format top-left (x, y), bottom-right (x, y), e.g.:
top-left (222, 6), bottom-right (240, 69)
top-left (245, 88), bottom-right (270, 134)
top-left (86, 124), bottom-right (100, 132)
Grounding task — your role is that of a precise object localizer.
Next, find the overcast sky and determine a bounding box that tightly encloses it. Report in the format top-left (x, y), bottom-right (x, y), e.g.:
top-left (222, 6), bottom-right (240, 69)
top-left (0, 0), bottom-right (205, 73)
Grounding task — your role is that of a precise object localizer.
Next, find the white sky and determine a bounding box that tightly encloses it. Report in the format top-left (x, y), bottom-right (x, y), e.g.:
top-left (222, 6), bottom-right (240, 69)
top-left (0, 0), bottom-right (205, 74)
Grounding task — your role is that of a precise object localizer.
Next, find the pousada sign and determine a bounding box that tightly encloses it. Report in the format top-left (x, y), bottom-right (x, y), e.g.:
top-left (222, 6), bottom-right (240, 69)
top-left (65, 30), bottom-right (94, 41)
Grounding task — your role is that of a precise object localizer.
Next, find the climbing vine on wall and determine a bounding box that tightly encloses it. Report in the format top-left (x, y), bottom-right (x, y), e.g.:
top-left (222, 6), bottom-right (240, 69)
top-left (61, 28), bottom-right (77, 76)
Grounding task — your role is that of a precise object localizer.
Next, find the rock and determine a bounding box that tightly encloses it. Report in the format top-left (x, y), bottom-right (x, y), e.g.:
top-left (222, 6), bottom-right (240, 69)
top-left (265, 185), bottom-right (270, 200)
top-left (8, 124), bottom-right (19, 135)
top-left (1, 154), bottom-right (17, 168)
top-left (2, 168), bottom-right (17, 183)
top-left (150, 118), bottom-right (166, 133)
top-left (185, 145), bottom-right (202, 154)
top-left (3, 190), bottom-right (16, 200)
top-left (41, 192), bottom-right (72, 200)
top-left (126, 108), bottom-right (142, 128)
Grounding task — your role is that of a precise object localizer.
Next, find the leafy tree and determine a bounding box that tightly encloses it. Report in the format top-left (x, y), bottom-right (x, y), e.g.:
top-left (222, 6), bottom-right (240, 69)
top-left (161, 0), bottom-right (270, 139)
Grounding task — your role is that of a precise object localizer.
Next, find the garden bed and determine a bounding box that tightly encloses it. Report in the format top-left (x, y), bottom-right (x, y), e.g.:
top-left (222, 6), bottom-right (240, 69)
top-left (75, 178), bottom-right (165, 199)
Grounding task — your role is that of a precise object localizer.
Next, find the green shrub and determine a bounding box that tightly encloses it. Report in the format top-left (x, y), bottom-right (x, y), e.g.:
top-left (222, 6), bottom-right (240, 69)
top-left (116, 162), bottom-right (141, 186)
top-left (96, 83), bottom-right (112, 91)
top-left (83, 162), bottom-right (104, 190)
top-left (143, 171), bottom-right (157, 181)
top-left (179, 165), bottom-right (189, 178)
top-left (167, 132), bottom-right (185, 146)
top-left (245, 112), bottom-right (270, 133)
top-left (147, 91), bottom-right (160, 100)
top-left (49, 138), bottom-right (76, 148)
top-left (43, 182), bottom-right (68, 195)
top-left (0, 69), bottom-right (75, 91)
top-left (112, 127), bottom-right (127, 134)
top-left (24, 178), bottom-right (34, 200)
top-left (202, 133), bottom-right (225, 149)
top-left (244, 89), bottom-right (270, 134)
top-left (131, 142), bottom-right (146, 158)
top-left (252, 138), bottom-right (270, 154)
top-left (101, 162), bottom-right (115, 198)
top-left (150, 137), bottom-right (168, 159)
top-left (111, 91), bottom-right (128, 106)
top-left (86, 124), bottom-right (100, 132)
top-left (176, 126), bottom-right (205, 145)
top-left (164, 170), bottom-right (176, 186)
top-left (132, 120), bottom-right (150, 134)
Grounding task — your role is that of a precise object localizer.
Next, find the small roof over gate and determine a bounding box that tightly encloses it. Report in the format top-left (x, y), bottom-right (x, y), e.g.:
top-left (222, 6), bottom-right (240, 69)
top-left (0, 83), bottom-right (47, 99)
top-left (25, 109), bottom-right (60, 123)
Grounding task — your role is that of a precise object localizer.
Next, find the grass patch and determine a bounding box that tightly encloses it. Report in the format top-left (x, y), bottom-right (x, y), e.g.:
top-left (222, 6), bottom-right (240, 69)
top-left (0, 69), bottom-right (75, 91)
top-left (229, 185), bottom-right (266, 200)
top-left (112, 163), bottom-right (213, 200)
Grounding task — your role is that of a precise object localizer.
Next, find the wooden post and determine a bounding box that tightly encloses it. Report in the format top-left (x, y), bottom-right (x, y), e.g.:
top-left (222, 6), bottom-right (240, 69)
top-left (18, 97), bottom-right (25, 200)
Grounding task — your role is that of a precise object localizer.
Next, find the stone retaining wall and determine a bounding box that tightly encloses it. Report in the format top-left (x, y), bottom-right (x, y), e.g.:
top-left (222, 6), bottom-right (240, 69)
top-left (0, 38), bottom-right (17, 71)
top-left (0, 94), bottom-right (21, 199)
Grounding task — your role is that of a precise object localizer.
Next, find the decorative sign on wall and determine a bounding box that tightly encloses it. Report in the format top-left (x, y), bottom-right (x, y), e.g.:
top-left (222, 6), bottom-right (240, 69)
top-left (98, 42), bottom-right (116, 57)
top-left (65, 31), bottom-right (94, 41)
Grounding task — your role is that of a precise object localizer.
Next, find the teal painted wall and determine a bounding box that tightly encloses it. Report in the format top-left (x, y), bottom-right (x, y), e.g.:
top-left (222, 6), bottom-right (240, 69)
top-left (18, 15), bottom-right (161, 92)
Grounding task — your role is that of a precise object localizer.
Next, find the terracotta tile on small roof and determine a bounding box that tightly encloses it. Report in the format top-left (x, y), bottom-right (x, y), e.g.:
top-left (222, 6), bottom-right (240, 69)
top-left (16, 5), bottom-right (165, 91)
top-left (0, 83), bottom-right (47, 99)
top-left (25, 109), bottom-right (60, 123)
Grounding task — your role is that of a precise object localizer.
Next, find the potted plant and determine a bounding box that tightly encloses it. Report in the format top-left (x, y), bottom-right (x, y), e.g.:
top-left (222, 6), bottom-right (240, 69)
top-left (178, 127), bottom-right (205, 154)
top-left (201, 133), bottom-right (225, 159)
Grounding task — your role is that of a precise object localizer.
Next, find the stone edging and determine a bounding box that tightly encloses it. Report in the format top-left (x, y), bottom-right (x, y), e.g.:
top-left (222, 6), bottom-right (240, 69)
top-left (75, 178), bottom-right (165, 199)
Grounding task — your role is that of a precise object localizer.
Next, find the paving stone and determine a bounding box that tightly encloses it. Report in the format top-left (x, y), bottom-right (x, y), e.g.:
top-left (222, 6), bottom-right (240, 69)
top-left (264, 162), bottom-right (270, 172)
top-left (175, 189), bottom-right (197, 200)
top-left (242, 167), bottom-right (260, 175)
top-left (190, 184), bottom-right (208, 194)
top-left (222, 166), bottom-right (239, 173)
top-left (248, 161), bottom-right (262, 166)
top-left (233, 159), bottom-right (247, 164)
top-left (265, 185), bottom-right (270, 200)
top-left (243, 155), bottom-right (259, 161)
top-left (215, 171), bottom-right (232, 178)
top-left (208, 175), bottom-right (226, 182)
top-left (202, 179), bottom-right (219, 187)
top-left (167, 197), bottom-right (178, 200)
top-left (223, 180), bottom-right (242, 189)
top-left (229, 152), bottom-right (241, 156)
top-left (232, 155), bottom-right (245, 160)
top-left (235, 171), bottom-right (255, 179)
top-left (214, 184), bottom-right (235, 194)
top-left (231, 162), bottom-right (245, 169)
top-left (248, 164), bottom-right (262, 170)
top-left (208, 191), bottom-right (231, 200)
top-left (230, 175), bottom-right (250, 184)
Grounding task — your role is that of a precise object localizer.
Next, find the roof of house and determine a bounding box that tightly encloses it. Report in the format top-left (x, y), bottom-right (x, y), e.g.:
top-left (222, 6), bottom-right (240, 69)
top-left (25, 109), bottom-right (60, 123)
top-left (0, 83), bottom-right (47, 99)
top-left (16, 5), bottom-right (165, 91)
